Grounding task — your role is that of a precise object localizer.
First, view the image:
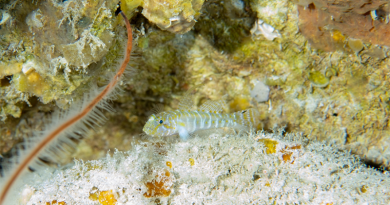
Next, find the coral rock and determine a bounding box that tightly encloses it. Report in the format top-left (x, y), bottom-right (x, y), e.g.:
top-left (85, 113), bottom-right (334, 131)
top-left (297, 1), bottom-right (390, 51)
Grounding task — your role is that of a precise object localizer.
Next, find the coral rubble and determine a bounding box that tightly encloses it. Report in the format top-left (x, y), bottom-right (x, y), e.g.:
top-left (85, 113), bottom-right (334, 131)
top-left (20, 131), bottom-right (390, 204)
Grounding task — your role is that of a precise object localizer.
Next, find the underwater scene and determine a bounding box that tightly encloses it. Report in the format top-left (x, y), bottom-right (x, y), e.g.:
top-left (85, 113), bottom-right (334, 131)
top-left (0, 0), bottom-right (390, 204)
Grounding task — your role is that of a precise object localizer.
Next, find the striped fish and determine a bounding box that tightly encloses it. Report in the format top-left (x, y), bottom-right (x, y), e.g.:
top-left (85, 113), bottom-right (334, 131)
top-left (143, 100), bottom-right (260, 139)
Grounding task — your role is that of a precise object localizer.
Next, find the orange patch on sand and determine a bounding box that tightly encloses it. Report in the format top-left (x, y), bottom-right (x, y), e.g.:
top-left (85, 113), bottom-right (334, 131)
top-left (144, 170), bottom-right (172, 198)
top-left (281, 145), bottom-right (301, 163)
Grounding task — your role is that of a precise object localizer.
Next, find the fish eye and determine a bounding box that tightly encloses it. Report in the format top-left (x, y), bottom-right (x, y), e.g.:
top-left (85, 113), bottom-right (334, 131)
top-left (159, 120), bottom-right (163, 124)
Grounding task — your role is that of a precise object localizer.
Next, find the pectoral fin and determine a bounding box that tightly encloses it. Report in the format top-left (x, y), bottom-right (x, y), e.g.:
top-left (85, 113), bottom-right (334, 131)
top-left (178, 125), bottom-right (190, 140)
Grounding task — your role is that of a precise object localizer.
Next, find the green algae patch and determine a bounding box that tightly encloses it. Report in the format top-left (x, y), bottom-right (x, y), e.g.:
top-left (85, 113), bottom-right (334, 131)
top-left (61, 30), bottom-right (114, 67)
top-left (308, 71), bottom-right (329, 88)
top-left (13, 71), bottom-right (51, 97)
top-left (12, 67), bottom-right (75, 105)
top-left (142, 0), bottom-right (204, 34)
top-left (0, 62), bottom-right (23, 79)
top-left (121, 0), bottom-right (144, 18)
top-left (3, 104), bottom-right (22, 118)
top-left (347, 38), bottom-right (364, 53)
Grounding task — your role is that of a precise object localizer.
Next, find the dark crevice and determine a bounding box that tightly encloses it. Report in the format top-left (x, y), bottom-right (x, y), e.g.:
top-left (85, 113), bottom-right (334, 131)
top-left (130, 7), bottom-right (154, 33)
top-left (362, 159), bottom-right (389, 172)
top-left (308, 3), bottom-right (315, 11)
top-left (0, 75), bottom-right (12, 87)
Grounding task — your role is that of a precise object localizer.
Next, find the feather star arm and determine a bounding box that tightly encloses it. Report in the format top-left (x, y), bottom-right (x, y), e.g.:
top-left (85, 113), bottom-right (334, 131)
top-left (0, 11), bottom-right (133, 205)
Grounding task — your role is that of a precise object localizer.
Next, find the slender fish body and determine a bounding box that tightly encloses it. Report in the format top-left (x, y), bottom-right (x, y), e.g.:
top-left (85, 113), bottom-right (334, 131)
top-left (143, 105), bottom-right (260, 139)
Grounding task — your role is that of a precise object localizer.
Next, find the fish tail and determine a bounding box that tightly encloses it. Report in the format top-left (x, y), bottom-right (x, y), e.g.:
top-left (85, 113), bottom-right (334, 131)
top-left (235, 108), bottom-right (261, 130)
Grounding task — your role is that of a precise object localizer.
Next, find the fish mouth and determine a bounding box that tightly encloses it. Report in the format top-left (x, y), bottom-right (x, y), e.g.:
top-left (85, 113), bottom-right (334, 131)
top-left (142, 127), bottom-right (152, 135)
top-left (143, 127), bottom-right (158, 137)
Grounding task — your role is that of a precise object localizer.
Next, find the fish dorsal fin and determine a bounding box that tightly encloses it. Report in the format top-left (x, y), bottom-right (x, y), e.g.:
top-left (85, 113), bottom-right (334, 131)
top-left (149, 104), bottom-right (164, 115)
top-left (178, 95), bottom-right (194, 111)
top-left (198, 100), bottom-right (227, 113)
top-left (178, 88), bottom-right (198, 111)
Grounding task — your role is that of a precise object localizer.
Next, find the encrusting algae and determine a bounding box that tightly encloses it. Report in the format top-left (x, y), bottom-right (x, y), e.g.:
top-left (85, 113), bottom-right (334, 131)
top-left (89, 190), bottom-right (117, 205)
top-left (45, 200), bottom-right (66, 205)
top-left (143, 170), bottom-right (173, 198)
top-left (166, 161), bottom-right (172, 169)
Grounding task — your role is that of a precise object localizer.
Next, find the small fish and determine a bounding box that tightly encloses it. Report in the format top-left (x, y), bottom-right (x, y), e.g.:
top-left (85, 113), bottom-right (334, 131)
top-left (143, 99), bottom-right (260, 139)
